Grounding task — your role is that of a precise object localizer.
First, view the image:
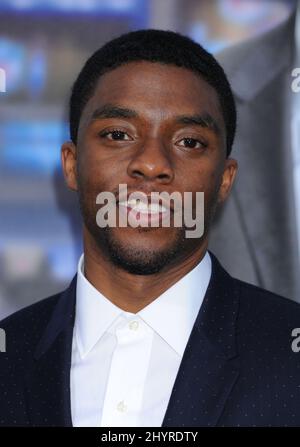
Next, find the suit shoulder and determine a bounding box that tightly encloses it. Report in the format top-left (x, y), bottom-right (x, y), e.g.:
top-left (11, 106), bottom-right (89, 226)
top-left (235, 277), bottom-right (300, 323)
top-left (0, 292), bottom-right (61, 336)
top-left (215, 13), bottom-right (293, 75)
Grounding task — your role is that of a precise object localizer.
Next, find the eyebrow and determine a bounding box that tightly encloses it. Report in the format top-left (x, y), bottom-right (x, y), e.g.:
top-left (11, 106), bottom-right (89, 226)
top-left (90, 104), bottom-right (220, 135)
top-left (174, 114), bottom-right (220, 135)
top-left (91, 104), bottom-right (138, 120)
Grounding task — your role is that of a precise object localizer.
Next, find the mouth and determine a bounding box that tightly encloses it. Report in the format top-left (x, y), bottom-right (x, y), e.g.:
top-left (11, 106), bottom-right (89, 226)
top-left (117, 195), bottom-right (173, 227)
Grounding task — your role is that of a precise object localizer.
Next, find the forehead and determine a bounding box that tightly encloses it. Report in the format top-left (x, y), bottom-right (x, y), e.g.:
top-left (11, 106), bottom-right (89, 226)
top-left (83, 61), bottom-right (224, 125)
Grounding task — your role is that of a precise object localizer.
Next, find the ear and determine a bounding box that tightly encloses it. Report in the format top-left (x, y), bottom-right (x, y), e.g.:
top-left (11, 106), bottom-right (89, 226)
top-left (218, 158), bottom-right (238, 204)
top-left (61, 141), bottom-right (78, 191)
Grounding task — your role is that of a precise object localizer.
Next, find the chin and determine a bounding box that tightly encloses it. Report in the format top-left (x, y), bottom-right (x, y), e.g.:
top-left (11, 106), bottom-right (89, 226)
top-left (97, 227), bottom-right (188, 275)
top-left (113, 227), bottom-right (180, 250)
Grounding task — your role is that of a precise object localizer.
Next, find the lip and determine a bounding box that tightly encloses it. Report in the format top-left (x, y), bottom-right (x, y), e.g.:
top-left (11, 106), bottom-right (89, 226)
top-left (116, 193), bottom-right (174, 213)
top-left (117, 202), bottom-right (171, 227)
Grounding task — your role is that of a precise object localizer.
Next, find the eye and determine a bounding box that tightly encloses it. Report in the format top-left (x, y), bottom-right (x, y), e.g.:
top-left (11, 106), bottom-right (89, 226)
top-left (100, 129), bottom-right (131, 141)
top-left (176, 137), bottom-right (207, 149)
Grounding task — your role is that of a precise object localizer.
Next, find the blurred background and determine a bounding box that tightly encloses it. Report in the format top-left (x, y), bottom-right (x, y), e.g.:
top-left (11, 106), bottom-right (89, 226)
top-left (0, 0), bottom-right (296, 319)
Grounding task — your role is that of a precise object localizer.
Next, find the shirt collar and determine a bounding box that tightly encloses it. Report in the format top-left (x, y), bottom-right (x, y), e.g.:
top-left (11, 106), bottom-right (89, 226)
top-left (75, 251), bottom-right (211, 358)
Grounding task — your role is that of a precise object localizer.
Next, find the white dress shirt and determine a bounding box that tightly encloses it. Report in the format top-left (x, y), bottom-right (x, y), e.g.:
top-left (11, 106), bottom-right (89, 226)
top-left (70, 251), bottom-right (211, 427)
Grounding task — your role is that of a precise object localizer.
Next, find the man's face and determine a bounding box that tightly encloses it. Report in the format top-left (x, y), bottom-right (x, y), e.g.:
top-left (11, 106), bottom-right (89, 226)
top-left (62, 61), bottom-right (237, 274)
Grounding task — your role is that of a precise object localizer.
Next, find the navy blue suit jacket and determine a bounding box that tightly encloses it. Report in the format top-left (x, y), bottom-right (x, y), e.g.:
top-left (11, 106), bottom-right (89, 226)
top-left (1, 252), bottom-right (300, 427)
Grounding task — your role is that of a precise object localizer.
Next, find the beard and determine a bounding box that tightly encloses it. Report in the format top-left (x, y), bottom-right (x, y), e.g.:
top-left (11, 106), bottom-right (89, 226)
top-left (77, 182), bottom-right (220, 276)
top-left (92, 225), bottom-right (188, 275)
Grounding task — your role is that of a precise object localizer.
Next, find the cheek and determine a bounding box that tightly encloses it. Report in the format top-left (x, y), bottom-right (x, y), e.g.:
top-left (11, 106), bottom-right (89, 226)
top-left (78, 145), bottom-right (121, 193)
top-left (182, 165), bottom-right (223, 216)
top-left (77, 162), bottom-right (109, 209)
top-left (185, 165), bottom-right (220, 194)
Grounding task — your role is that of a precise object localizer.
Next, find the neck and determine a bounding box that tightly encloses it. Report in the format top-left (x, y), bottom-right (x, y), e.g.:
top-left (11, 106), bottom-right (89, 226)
top-left (82, 232), bottom-right (208, 313)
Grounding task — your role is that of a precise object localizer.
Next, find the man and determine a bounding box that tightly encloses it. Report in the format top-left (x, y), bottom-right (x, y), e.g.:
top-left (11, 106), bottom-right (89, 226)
top-left (209, 5), bottom-right (300, 302)
top-left (1, 29), bottom-right (300, 427)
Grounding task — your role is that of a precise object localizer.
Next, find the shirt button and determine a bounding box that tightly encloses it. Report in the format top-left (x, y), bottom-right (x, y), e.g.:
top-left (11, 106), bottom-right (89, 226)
top-left (117, 400), bottom-right (128, 412)
top-left (129, 320), bottom-right (139, 331)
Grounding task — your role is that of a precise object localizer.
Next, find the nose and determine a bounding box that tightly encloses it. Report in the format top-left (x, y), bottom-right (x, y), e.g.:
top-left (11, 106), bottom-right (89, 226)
top-left (127, 137), bottom-right (174, 184)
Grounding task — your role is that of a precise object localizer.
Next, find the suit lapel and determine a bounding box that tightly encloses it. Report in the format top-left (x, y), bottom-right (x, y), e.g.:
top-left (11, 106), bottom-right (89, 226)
top-left (23, 253), bottom-right (240, 427)
top-left (224, 12), bottom-right (294, 103)
top-left (162, 252), bottom-right (240, 427)
top-left (24, 276), bottom-right (77, 427)
top-left (213, 12), bottom-right (300, 299)
top-left (230, 37), bottom-right (298, 297)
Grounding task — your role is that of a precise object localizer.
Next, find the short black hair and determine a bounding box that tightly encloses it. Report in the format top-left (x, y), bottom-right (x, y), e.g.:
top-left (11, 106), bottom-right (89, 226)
top-left (69, 29), bottom-right (236, 156)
